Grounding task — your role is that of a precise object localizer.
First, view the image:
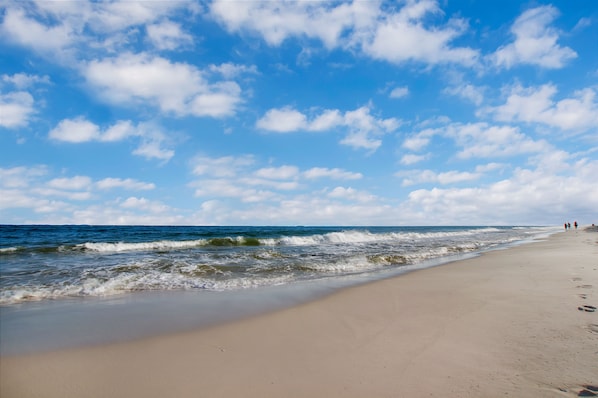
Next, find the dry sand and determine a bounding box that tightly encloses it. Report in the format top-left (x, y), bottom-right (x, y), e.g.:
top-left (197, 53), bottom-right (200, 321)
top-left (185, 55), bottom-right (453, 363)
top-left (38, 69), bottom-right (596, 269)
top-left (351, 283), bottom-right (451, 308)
top-left (1, 228), bottom-right (597, 397)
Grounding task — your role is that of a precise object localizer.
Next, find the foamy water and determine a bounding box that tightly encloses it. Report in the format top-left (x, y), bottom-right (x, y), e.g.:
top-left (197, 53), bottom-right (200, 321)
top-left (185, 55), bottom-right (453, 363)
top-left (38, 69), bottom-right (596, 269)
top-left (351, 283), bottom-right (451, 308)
top-left (0, 225), bottom-right (559, 305)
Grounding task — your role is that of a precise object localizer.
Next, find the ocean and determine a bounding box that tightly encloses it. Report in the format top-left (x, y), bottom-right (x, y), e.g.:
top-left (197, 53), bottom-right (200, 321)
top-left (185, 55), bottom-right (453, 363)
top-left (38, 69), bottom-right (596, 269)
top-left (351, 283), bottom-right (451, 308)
top-left (0, 225), bottom-right (558, 305)
top-left (0, 225), bottom-right (558, 354)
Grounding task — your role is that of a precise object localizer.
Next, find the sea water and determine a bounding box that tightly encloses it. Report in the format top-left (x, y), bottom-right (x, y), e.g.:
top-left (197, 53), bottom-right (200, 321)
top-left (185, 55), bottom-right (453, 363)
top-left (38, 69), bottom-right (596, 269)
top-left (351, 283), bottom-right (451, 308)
top-left (0, 225), bottom-right (558, 354)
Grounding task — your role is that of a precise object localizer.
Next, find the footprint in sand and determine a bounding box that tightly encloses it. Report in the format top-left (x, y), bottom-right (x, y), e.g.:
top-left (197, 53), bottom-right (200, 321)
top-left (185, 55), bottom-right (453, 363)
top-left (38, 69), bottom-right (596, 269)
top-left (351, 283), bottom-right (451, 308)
top-left (577, 305), bottom-right (597, 312)
top-left (579, 294), bottom-right (588, 299)
top-left (578, 385), bottom-right (598, 397)
top-left (572, 277), bottom-right (583, 282)
top-left (577, 285), bottom-right (593, 289)
top-left (587, 324), bottom-right (598, 334)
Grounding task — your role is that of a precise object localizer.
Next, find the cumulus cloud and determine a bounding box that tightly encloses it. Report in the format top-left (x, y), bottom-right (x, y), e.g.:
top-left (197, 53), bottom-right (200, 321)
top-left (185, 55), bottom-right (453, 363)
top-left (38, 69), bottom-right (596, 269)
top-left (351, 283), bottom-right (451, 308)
top-left (303, 167), bottom-right (362, 180)
top-left (0, 91), bottom-right (35, 128)
top-left (189, 155), bottom-right (367, 210)
top-left (49, 118), bottom-right (102, 143)
top-left (1, 73), bottom-right (50, 89)
top-left (210, 0), bottom-right (478, 67)
top-left (0, 1), bottom-right (195, 57)
top-left (480, 84), bottom-right (598, 133)
top-left (389, 86), bottom-right (409, 99)
top-left (399, 155), bottom-right (598, 225)
top-left (48, 118), bottom-right (174, 161)
top-left (0, 165), bottom-right (168, 224)
top-left (405, 122), bottom-right (550, 160)
top-left (327, 186), bottom-right (376, 203)
top-left (146, 21), bottom-right (193, 50)
top-left (400, 154), bottom-right (429, 165)
top-left (402, 135), bottom-right (431, 151)
top-left (0, 7), bottom-right (75, 54)
top-left (256, 107), bottom-right (308, 133)
top-left (399, 169), bottom-right (481, 187)
top-left (446, 123), bottom-right (550, 159)
top-left (443, 83), bottom-right (484, 105)
top-left (96, 178), bottom-right (155, 191)
top-left (256, 105), bottom-right (400, 151)
top-left (120, 197), bottom-right (170, 214)
top-left (209, 0), bottom-right (370, 48)
top-left (191, 155), bottom-right (256, 178)
top-left (209, 63), bottom-right (259, 79)
top-left (491, 5), bottom-right (577, 69)
top-left (0, 73), bottom-right (50, 129)
top-left (84, 53), bottom-right (243, 118)
top-left (254, 165), bottom-right (300, 180)
top-left (360, 0), bottom-right (478, 66)
top-left (47, 176), bottom-right (92, 191)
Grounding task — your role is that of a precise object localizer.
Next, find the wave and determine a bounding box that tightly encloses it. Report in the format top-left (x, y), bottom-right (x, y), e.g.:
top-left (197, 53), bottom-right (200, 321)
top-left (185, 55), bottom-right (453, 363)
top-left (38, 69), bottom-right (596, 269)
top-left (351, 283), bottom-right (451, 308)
top-left (0, 271), bottom-right (296, 305)
top-left (0, 227), bottom-right (513, 255)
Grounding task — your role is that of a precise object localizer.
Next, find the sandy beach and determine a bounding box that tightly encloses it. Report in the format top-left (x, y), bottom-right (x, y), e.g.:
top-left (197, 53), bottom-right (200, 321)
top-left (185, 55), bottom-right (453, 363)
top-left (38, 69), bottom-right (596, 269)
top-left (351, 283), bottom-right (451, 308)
top-left (1, 228), bottom-right (597, 398)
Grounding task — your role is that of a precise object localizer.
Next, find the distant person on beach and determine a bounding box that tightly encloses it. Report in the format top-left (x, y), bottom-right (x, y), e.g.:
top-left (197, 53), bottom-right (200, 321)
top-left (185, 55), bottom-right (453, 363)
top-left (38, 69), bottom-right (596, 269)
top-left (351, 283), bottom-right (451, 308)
top-left (568, 222), bottom-right (571, 229)
top-left (574, 221), bottom-right (578, 229)
top-left (564, 223), bottom-right (567, 230)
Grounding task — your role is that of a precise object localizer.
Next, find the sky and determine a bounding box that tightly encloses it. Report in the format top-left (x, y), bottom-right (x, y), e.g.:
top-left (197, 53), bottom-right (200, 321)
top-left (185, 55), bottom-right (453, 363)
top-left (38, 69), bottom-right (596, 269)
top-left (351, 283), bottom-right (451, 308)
top-left (0, 0), bottom-right (597, 226)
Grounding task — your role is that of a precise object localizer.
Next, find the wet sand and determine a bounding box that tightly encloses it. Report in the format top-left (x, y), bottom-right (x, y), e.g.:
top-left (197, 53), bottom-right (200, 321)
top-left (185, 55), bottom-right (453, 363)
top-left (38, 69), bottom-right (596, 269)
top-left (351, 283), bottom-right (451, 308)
top-left (1, 228), bottom-right (597, 397)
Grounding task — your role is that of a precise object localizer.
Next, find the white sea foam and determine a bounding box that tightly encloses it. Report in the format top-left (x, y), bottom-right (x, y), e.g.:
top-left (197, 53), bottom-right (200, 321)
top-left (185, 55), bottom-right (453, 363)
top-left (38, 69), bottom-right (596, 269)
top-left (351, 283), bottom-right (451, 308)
top-left (1, 226), bottom-right (559, 305)
top-left (0, 270), bottom-right (296, 305)
top-left (79, 239), bottom-right (207, 252)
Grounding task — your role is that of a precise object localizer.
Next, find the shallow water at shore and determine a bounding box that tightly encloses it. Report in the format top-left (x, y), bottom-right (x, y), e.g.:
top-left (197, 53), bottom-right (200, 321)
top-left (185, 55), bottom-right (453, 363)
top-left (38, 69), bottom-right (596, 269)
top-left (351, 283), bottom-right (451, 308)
top-left (0, 225), bottom-right (559, 354)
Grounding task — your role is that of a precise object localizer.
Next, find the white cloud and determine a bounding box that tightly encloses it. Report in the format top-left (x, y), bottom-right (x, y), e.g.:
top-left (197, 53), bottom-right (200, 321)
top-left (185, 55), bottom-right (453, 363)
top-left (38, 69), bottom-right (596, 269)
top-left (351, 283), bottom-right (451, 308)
top-left (361, 0), bottom-right (478, 66)
top-left (327, 186), bottom-right (376, 203)
top-left (475, 163), bottom-right (507, 173)
top-left (210, 0), bottom-right (478, 67)
top-left (49, 118), bottom-right (140, 144)
top-left (256, 107), bottom-right (308, 133)
top-left (448, 123), bottom-right (550, 159)
top-left (120, 197), bottom-right (170, 214)
top-left (303, 167), bottom-right (362, 180)
top-left (254, 165), bottom-right (300, 180)
top-left (133, 140), bottom-right (175, 162)
top-left (209, 63), bottom-right (259, 79)
top-left (389, 86), bottom-right (409, 99)
top-left (1, 1), bottom-right (195, 57)
top-left (412, 122), bottom-right (550, 159)
top-left (1, 73), bottom-right (50, 89)
top-left (257, 105), bottom-right (400, 151)
top-left (47, 176), bottom-right (92, 191)
top-left (399, 169), bottom-right (480, 187)
top-left (48, 118), bottom-right (174, 161)
top-left (443, 83), bottom-right (484, 105)
top-left (191, 155), bottom-right (256, 178)
top-left (146, 21), bottom-right (193, 50)
top-left (48, 117), bottom-right (101, 142)
top-left (400, 156), bottom-right (598, 225)
top-left (84, 53), bottom-right (242, 118)
top-left (189, 155), bottom-right (371, 213)
top-left (0, 7), bottom-right (75, 54)
top-left (491, 5), bottom-right (577, 69)
top-left (96, 178), bottom-right (155, 191)
top-left (0, 166), bottom-right (171, 223)
top-left (0, 91), bottom-right (35, 128)
top-left (480, 84), bottom-right (598, 133)
top-left (400, 154), bottom-right (429, 165)
top-left (0, 166), bottom-right (48, 188)
top-left (209, 0), bottom-right (368, 48)
top-left (402, 135), bottom-right (431, 151)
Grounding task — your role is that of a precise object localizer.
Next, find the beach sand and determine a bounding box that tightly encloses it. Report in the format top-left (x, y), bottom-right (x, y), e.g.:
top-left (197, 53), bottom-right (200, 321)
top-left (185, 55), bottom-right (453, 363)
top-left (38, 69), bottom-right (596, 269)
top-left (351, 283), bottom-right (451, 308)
top-left (1, 229), bottom-right (597, 397)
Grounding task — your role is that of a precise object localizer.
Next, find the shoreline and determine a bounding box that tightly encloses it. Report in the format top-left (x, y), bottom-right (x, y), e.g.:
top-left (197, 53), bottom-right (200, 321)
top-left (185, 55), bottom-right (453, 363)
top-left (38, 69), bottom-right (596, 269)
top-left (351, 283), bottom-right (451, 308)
top-left (0, 230), bottom-right (549, 356)
top-left (1, 228), bottom-right (597, 397)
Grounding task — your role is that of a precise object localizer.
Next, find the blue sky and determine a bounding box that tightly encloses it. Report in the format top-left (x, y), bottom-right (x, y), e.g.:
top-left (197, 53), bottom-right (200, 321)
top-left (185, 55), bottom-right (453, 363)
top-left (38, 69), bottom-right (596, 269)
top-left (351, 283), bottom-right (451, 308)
top-left (1, 0), bottom-right (597, 226)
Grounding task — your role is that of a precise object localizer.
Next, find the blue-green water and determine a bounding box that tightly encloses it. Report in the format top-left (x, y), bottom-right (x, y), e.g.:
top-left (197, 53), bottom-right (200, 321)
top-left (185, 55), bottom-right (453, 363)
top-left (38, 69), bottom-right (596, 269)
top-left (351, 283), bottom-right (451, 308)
top-left (1, 225), bottom-right (557, 305)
